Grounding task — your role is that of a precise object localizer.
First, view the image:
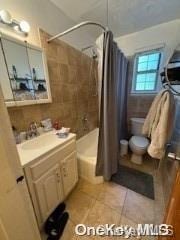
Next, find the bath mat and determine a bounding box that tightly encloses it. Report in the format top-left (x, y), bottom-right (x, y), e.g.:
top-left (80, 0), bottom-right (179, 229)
top-left (111, 165), bottom-right (155, 200)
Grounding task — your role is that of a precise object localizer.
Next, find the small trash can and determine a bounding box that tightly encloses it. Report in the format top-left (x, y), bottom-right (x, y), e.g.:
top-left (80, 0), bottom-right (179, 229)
top-left (120, 139), bottom-right (128, 157)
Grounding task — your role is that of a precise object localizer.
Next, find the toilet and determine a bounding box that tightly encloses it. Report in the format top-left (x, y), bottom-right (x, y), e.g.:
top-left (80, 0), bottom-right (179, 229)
top-left (129, 118), bottom-right (149, 165)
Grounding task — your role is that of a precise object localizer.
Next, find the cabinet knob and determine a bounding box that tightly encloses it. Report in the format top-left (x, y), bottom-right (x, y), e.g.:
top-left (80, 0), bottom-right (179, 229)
top-left (62, 166), bottom-right (67, 177)
top-left (56, 172), bottom-right (61, 182)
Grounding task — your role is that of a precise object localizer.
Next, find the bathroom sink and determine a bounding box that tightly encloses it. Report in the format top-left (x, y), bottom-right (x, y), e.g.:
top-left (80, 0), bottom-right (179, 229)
top-left (21, 133), bottom-right (59, 150)
top-left (17, 130), bottom-right (76, 167)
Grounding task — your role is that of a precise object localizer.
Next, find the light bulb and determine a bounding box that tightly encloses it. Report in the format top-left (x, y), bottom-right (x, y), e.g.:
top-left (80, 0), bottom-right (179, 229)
top-left (19, 20), bottom-right (30, 33)
top-left (13, 25), bottom-right (20, 32)
top-left (0, 10), bottom-right (12, 24)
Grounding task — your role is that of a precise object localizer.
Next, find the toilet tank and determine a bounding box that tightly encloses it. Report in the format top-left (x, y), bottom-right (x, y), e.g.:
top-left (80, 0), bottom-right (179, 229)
top-left (130, 118), bottom-right (145, 136)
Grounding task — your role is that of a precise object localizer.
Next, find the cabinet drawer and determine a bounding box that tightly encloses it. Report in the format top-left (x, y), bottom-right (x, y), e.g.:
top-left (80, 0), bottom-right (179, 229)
top-left (29, 140), bottom-right (76, 180)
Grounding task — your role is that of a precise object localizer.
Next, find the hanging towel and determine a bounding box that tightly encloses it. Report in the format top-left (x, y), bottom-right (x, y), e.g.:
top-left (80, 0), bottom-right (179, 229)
top-left (142, 89), bottom-right (175, 159)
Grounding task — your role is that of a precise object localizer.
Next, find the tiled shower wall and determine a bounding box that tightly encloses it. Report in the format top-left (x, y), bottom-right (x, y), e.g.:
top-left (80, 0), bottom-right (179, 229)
top-left (8, 30), bottom-right (99, 138)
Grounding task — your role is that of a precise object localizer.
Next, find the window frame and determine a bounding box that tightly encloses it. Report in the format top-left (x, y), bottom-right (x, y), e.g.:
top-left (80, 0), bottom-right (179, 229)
top-left (131, 48), bottom-right (162, 94)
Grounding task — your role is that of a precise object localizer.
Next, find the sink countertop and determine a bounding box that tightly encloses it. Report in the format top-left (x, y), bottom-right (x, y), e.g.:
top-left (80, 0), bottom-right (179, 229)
top-left (17, 130), bottom-right (76, 167)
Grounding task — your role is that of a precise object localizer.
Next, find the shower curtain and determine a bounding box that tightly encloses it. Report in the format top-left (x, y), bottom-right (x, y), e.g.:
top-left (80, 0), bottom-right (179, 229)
top-left (96, 31), bottom-right (128, 181)
top-left (96, 34), bottom-right (104, 113)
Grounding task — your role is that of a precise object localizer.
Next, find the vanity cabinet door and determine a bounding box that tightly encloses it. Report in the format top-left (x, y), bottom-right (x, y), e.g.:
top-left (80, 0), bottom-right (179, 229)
top-left (33, 164), bottom-right (63, 223)
top-left (1, 37), bottom-right (36, 104)
top-left (0, 44), bottom-right (15, 105)
top-left (27, 47), bottom-right (51, 102)
top-left (61, 152), bottom-right (78, 197)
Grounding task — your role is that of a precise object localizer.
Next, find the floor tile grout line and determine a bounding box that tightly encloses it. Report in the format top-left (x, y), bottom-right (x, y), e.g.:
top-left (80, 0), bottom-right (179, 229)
top-left (77, 180), bottom-right (130, 217)
top-left (119, 188), bottom-right (129, 225)
top-left (119, 188), bottom-right (146, 225)
top-left (95, 198), bottom-right (123, 215)
top-left (78, 188), bottom-right (101, 201)
top-left (82, 198), bottom-right (98, 225)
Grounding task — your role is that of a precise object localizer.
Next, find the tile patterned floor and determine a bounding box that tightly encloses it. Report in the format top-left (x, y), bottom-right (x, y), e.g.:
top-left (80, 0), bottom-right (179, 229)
top-left (42, 155), bottom-right (164, 240)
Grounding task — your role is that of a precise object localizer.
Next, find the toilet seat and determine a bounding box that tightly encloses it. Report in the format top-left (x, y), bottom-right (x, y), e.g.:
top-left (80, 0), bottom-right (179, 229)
top-left (129, 136), bottom-right (149, 150)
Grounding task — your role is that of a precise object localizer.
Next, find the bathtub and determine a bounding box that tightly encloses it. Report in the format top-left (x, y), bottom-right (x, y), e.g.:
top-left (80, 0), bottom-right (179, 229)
top-left (77, 128), bottom-right (104, 184)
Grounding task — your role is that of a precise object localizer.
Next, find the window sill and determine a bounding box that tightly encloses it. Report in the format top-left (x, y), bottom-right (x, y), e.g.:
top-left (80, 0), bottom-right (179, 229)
top-left (130, 91), bottom-right (158, 96)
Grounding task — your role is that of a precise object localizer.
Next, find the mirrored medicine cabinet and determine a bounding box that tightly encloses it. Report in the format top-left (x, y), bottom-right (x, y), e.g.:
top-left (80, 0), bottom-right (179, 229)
top-left (0, 33), bottom-right (51, 107)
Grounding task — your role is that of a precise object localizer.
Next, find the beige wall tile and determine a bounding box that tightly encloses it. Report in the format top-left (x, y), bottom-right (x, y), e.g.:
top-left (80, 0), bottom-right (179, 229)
top-left (67, 47), bottom-right (81, 66)
top-left (40, 103), bottom-right (64, 121)
top-left (22, 105), bottom-right (42, 125)
top-left (8, 108), bottom-right (25, 131)
top-left (47, 59), bottom-right (60, 84)
top-left (77, 100), bottom-right (89, 118)
top-left (63, 101), bottom-right (78, 120)
top-left (88, 97), bottom-right (99, 113)
top-left (50, 83), bottom-right (63, 103)
top-left (68, 65), bottom-right (77, 84)
top-left (57, 43), bottom-right (69, 65)
top-left (59, 63), bottom-right (69, 83)
top-left (61, 84), bottom-right (78, 103)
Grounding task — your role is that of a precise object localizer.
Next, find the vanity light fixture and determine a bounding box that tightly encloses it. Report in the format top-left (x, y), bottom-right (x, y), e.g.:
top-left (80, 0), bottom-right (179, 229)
top-left (19, 20), bottom-right (30, 33)
top-left (0, 10), bottom-right (12, 24)
top-left (0, 9), bottom-right (30, 36)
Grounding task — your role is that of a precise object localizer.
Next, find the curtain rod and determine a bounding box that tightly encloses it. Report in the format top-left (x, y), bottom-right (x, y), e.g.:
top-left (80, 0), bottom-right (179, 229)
top-left (81, 45), bottom-right (94, 52)
top-left (47, 21), bottom-right (106, 43)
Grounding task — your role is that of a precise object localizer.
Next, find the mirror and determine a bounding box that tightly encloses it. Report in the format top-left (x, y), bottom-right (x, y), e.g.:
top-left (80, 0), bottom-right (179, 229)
top-left (162, 44), bottom-right (180, 95)
top-left (27, 47), bottom-right (48, 100)
top-left (0, 43), bottom-right (13, 101)
top-left (1, 37), bottom-right (35, 101)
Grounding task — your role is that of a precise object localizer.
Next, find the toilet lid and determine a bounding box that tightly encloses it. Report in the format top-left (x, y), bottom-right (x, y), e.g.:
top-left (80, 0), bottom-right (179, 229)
top-left (130, 136), bottom-right (149, 149)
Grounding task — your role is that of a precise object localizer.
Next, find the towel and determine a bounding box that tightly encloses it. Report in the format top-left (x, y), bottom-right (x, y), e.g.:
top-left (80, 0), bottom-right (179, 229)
top-left (142, 89), bottom-right (175, 159)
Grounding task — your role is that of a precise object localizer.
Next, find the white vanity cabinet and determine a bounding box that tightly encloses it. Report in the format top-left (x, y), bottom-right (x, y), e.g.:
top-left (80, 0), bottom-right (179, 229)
top-left (23, 137), bottom-right (78, 228)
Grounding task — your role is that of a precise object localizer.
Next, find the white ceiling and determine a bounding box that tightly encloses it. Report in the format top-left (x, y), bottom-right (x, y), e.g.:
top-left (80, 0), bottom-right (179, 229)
top-left (50, 0), bottom-right (180, 38)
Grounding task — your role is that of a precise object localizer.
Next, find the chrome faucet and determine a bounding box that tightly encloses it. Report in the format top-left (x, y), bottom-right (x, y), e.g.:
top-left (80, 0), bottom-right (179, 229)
top-left (26, 122), bottom-right (39, 139)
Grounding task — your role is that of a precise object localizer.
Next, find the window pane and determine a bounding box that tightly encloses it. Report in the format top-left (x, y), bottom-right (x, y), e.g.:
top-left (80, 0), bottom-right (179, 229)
top-left (136, 74), bottom-right (146, 82)
top-left (147, 60), bottom-right (158, 70)
top-left (138, 55), bottom-right (148, 63)
top-left (145, 81), bottom-right (155, 90)
top-left (136, 74), bottom-right (146, 90)
top-left (146, 73), bottom-right (156, 82)
top-left (138, 62), bottom-right (148, 71)
top-left (135, 73), bottom-right (156, 91)
top-left (148, 53), bottom-right (160, 61)
top-left (145, 73), bottom-right (156, 90)
top-left (136, 82), bottom-right (145, 90)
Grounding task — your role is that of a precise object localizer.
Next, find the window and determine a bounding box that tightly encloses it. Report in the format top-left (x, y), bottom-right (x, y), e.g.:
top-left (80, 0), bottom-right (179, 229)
top-left (132, 49), bottom-right (162, 93)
